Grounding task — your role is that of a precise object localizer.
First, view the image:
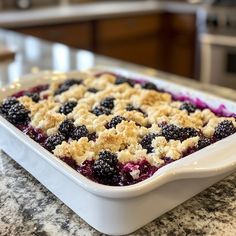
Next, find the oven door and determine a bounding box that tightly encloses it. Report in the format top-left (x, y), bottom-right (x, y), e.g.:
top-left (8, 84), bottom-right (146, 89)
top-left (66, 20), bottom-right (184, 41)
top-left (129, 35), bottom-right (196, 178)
top-left (200, 34), bottom-right (236, 89)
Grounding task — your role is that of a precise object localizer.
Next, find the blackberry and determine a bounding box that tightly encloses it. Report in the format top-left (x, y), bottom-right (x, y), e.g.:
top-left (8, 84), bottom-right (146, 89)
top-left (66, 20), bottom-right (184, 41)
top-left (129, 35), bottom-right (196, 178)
top-left (7, 103), bottom-right (30, 125)
top-left (105, 116), bottom-right (126, 129)
top-left (0, 98), bottom-right (19, 115)
top-left (71, 125), bottom-right (89, 140)
top-left (98, 150), bottom-right (118, 166)
top-left (93, 159), bottom-right (119, 185)
top-left (140, 133), bottom-right (159, 153)
top-left (24, 92), bottom-right (40, 103)
top-left (88, 132), bottom-right (97, 142)
top-left (55, 79), bottom-right (82, 95)
top-left (100, 97), bottom-right (115, 110)
top-left (198, 137), bottom-right (212, 150)
top-left (126, 104), bottom-right (145, 115)
top-left (59, 101), bottom-right (77, 115)
top-left (87, 88), bottom-right (98, 93)
top-left (214, 120), bottom-right (236, 140)
top-left (142, 82), bottom-right (157, 90)
top-left (58, 119), bottom-right (75, 138)
top-left (92, 106), bottom-right (111, 116)
top-left (115, 76), bottom-right (134, 87)
top-left (45, 134), bottom-right (66, 152)
top-left (180, 102), bottom-right (197, 114)
top-left (180, 127), bottom-right (199, 141)
top-left (161, 124), bottom-right (181, 141)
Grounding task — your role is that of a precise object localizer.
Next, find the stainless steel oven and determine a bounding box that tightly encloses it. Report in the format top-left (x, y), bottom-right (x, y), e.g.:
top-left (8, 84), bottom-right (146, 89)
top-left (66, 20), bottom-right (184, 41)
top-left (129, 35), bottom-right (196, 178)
top-left (201, 34), bottom-right (236, 89)
top-left (197, 0), bottom-right (236, 89)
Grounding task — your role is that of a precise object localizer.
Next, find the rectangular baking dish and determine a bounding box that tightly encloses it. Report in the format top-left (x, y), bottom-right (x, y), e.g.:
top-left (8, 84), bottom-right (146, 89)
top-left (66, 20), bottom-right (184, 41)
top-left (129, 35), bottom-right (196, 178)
top-left (0, 68), bottom-right (236, 235)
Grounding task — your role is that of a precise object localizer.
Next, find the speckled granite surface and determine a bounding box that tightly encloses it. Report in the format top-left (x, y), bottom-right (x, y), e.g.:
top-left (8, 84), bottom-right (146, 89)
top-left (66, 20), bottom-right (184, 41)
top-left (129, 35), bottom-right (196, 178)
top-left (0, 150), bottom-right (236, 236)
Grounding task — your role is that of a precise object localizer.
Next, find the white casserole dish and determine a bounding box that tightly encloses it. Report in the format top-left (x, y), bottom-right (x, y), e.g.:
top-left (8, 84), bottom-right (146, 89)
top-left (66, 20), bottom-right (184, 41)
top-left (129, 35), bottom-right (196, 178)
top-left (0, 69), bottom-right (236, 235)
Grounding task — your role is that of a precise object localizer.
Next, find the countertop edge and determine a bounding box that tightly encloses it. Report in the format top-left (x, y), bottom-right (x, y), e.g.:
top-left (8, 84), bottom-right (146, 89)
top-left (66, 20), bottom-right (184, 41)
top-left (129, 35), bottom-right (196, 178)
top-left (0, 1), bottom-right (200, 28)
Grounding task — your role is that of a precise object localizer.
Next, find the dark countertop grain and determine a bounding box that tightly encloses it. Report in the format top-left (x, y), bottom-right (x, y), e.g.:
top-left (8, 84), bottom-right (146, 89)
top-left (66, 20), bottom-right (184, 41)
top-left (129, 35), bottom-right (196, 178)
top-left (1, 151), bottom-right (236, 236)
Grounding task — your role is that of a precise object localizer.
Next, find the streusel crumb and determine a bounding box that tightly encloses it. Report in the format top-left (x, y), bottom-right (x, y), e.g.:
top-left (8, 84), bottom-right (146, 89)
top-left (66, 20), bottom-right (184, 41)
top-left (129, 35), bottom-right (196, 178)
top-left (3, 70), bottom-right (235, 186)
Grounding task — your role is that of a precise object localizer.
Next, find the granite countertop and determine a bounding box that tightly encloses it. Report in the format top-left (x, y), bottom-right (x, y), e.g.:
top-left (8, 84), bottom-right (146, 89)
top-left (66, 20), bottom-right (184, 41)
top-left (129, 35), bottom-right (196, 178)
top-left (0, 29), bottom-right (236, 235)
top-left (0, 1), bottom-right (200, 28)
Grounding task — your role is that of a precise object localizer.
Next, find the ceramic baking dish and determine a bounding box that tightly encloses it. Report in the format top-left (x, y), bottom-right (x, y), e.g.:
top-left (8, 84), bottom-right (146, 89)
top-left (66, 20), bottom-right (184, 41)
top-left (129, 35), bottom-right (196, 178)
top-left (0, 69), bottom-right (236, 235)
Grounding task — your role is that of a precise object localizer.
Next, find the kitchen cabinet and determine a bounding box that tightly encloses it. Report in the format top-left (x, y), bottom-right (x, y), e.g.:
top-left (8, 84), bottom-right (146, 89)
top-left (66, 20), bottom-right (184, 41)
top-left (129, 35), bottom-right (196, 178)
top-left (95, 14), bottom-right (164, 68)
top-left (163, 13), bottom-right (196, 78)
top-left (8, 12), bottom-right (196, 78)
top-left (97, 37), bottom-right (163, 68)
top-left (13, 22), bottom-right (93, 50)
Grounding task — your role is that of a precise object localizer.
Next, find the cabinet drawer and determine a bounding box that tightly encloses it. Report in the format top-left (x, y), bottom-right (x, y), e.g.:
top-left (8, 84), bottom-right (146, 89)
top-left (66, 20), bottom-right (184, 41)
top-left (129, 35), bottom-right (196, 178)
top-left (166, 45), bottom-right (195, 78)
top-left (14, 22), bottom-right (93, 50)
top-left (97, 14), bottom-right (162, 43)
top-left (97, 37), bottom-right (163, 68)
top-left (167, 13), bottom-right (196, 33)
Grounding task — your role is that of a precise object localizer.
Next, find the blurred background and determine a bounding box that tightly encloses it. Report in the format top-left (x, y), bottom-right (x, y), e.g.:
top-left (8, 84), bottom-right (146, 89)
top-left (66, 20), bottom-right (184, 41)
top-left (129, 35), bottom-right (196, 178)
top-left (0, 0), bottom-right (236, 89)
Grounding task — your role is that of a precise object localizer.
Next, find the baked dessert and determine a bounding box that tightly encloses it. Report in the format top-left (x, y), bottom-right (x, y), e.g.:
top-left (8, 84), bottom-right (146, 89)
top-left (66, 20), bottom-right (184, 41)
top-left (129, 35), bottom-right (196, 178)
top-left (1, 71), bottom-right (236, 186)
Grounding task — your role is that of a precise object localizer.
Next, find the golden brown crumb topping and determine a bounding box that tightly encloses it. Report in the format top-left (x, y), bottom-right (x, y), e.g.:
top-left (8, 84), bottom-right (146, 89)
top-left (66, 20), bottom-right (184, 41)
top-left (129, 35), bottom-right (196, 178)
top-left (19, 71), bottom-right (236, 166)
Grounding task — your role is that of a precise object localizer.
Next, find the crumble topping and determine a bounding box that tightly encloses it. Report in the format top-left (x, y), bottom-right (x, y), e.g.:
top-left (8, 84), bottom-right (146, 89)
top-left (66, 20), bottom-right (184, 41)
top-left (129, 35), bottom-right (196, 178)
top-left (54, 138), bottom-right (94, 165)
top-left (1, 70), bottom-right (236, 186)
top-left (151, 136), bottom-right (199, 163)
top-left (56, 85), bottom-right (86, 103)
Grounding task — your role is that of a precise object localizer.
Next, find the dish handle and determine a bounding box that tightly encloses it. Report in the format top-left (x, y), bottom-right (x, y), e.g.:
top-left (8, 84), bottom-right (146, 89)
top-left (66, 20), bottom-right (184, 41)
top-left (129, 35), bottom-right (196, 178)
top-left (167, 143), bottom-right (236, 181)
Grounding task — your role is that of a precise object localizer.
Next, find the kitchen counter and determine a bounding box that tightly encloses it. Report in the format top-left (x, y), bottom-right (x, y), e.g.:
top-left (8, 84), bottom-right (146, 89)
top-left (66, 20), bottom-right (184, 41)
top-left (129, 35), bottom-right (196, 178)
top-left (0, 29), bottom-right (236, 235)
top-left (0, 1), bottom-right (200, 28)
